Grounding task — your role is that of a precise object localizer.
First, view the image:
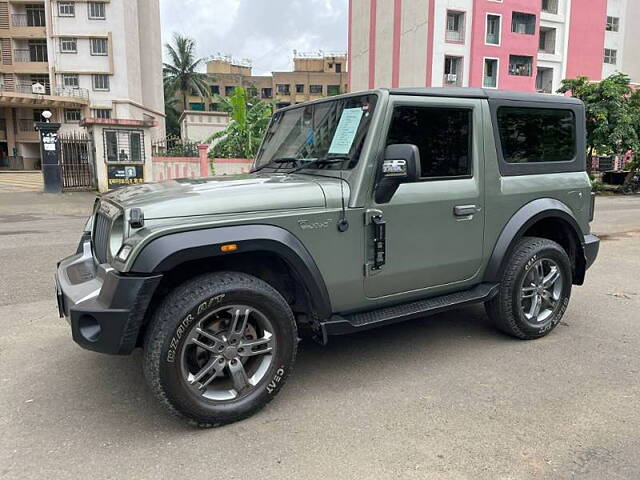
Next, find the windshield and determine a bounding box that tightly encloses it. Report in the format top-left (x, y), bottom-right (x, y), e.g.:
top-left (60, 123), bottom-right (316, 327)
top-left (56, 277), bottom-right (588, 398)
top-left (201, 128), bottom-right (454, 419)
top-left (254, 94), bottom-right (378, 172)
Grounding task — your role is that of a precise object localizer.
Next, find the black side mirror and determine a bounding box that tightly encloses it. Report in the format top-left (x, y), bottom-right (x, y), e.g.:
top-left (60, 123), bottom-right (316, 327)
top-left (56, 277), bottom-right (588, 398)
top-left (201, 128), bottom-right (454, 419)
top-left (374, 144), bottom-right (421, 204)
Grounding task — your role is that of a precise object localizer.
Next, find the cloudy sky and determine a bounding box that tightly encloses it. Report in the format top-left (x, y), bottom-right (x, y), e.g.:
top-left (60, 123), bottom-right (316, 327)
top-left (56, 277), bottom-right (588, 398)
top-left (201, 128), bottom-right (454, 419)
top-left (160, 0), bottom-right (349, 75)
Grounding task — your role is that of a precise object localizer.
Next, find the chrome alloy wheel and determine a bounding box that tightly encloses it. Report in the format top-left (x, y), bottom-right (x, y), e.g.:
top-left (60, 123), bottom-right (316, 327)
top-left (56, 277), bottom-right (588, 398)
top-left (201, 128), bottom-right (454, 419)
top-left (179, 305), bottom-right (275, 401)
top-left (519, 258), bottom-right (564, 326)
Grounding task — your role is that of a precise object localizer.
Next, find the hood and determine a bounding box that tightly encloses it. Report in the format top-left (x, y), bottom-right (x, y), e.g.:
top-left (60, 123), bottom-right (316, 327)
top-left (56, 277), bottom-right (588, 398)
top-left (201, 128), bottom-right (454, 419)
top-left (102, 174), bottom-right (328, 219)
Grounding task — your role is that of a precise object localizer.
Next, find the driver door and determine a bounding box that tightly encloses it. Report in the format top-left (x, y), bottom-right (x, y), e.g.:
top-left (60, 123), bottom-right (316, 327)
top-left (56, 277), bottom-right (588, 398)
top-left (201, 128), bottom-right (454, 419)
top-left (364, 96), bottom-right (485, 299)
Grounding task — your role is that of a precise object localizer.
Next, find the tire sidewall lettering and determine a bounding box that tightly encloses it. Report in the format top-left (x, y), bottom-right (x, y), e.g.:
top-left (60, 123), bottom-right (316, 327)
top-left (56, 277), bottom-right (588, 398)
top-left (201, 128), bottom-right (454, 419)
top-left (166, 293), bottom-right (226, 363)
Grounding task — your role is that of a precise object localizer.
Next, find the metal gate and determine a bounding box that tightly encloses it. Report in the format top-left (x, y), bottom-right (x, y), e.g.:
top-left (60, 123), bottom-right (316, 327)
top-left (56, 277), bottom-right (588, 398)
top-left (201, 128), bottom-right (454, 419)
top-left (59, 132), bottom-right (96, 191)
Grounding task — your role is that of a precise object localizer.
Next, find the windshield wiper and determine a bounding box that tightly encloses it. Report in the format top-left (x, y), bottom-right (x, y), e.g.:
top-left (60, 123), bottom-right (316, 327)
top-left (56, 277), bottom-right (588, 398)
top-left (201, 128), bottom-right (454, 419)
top-left (286, 155), bottom-right (351, 174)
top-left (250, 157), bottom-right (299, 173)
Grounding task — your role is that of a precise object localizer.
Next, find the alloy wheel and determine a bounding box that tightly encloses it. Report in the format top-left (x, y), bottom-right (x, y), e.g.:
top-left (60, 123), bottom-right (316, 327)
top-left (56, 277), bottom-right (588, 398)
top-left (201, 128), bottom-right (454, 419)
top-left (180, 305), bottom-right (275, 401)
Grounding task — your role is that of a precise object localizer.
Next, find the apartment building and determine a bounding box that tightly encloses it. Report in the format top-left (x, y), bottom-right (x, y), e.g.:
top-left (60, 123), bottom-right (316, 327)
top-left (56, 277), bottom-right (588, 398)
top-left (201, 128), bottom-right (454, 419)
top-left (0, 0), bottom-right (164, 191)
top-left (349, 0), bottom-right (637, 94)
top-left (186, 52), bottom-right (349, 111)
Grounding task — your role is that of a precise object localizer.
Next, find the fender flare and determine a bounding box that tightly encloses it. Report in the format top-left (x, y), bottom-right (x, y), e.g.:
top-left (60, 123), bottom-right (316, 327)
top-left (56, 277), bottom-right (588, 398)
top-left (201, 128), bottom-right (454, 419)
top-left (130, 224), bottom-right (332, 319)
top-left (483, 198), bottom-right (586, 284)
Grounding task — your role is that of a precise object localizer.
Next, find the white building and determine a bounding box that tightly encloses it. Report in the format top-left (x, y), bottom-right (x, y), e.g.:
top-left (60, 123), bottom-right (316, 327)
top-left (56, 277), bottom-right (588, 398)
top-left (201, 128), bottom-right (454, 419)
top-left (603, 0), bottom-right (640, 85)
top-left (0, 0), bottom-right (164, 191)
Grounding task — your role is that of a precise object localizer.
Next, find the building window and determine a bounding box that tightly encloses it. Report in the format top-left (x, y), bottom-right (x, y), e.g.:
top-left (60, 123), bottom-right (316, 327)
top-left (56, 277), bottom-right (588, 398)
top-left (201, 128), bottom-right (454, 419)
top-left (25, 4), bottom-right (46, 26)
top-left (604, 48), bottom-right (617, 64)
top-left (261, 87), bottom-right (273, 99)
top-left (335, 63), bottom-right (342, 73)
top-left (446, 11), bottom-right (465, 42)
top-left (247, 87), bottom-right (258, 97)
top-left (539, 27), bottom-right (556, 53)
top-left (210, 85), bottom-right (220, 95)
top-left (28, 40), bottom-right (48, 62)
top-left (606, 16), bottom-right (619, 32)
top-left (497, 107), bottom-right (576, 163)
top-left (443, 56), bottom-right (462, 85)
top-left (32, 109), bottom-right (46, 123)
top-left (58, 2), bottom-right (75, 17)
top-left (276, 84), bottom-right (290, 95)
top-left (64, 109), bottom-right (81, 123)
top-left (92, 74), bottom-right (110, 91)
top-left (90, 38), bottom-right (108, 56)
top-left (309, 85), bottom-right (323, 94)
top-left (536, 67), bottom-right (554, 93)
top-left (224, 86), bottom-right (236, 96)
top-left (104, 129), bottom-right (145, 163)
top-left (189, 103), bottom-right (205, 111)
top-left (327, 85), bottom-right (341, 96)
top-left (295, 84), bottom-right (305, 94)
top-left (511, 12), bottom-right (536, 35)
top-left (483, 58), bottom-right (498, 88)
top-left (92, 108), bottom-right (111, 119)
top-left (88, 2), bottom-right (106, 20)
top-left (386, 107), bottom-right (471, 178)
top-left (60, 37), bottom-right (77, 53)
top-left (509, 55), bottom-right (533, 76)
top-left (62, 74), bottom-right (79, 87)
top-left (209, 103), bottom-right (219, 111)
top-left (486, 14), bottom-right (501, 45)
top-left (541, 0), bottom-right (558, 14)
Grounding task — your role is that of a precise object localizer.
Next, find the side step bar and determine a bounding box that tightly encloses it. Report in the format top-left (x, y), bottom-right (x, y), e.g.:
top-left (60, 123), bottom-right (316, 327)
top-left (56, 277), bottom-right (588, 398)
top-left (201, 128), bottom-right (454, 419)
top-left (319, 283), bottom-right (499, 340)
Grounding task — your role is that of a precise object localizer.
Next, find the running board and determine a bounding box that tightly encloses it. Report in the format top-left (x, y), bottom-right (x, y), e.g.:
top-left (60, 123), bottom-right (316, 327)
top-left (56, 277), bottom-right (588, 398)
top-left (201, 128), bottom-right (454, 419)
top-left (320, 283), bottom-right (499, 338)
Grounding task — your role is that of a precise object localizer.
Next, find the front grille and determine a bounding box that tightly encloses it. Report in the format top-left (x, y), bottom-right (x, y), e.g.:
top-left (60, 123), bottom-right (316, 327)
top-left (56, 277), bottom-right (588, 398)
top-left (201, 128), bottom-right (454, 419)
top-left (93, 211), bottom-right (111, 264)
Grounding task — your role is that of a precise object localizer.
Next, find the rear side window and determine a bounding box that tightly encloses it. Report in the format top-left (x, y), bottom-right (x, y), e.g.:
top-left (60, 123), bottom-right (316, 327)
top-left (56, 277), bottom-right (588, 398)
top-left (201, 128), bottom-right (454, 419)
top-left (497, 107), bottom-right (576, 163)
top-left (386, 106), bottom-right (471, 178)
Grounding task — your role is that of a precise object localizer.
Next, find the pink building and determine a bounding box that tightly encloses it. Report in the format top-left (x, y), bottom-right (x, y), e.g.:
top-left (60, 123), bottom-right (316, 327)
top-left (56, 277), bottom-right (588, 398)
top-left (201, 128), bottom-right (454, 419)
top-left (348, 0), bottom-right (636, 94)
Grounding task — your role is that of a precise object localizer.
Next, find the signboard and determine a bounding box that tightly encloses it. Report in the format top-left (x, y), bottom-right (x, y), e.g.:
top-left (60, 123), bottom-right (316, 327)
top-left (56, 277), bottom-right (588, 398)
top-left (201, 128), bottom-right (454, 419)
top-left (107, 165), bottom-right (144, 189)
top-left (32, 82), bottom-right (45, 94)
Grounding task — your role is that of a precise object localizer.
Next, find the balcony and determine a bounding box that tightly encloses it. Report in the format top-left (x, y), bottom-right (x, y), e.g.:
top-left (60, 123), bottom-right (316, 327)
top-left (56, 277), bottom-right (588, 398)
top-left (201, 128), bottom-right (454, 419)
top-left (9, 13), bottom-right (46, 38)
top-left (16, 118), bottom-right (39, 142)
top-left (0, 83), bottom-right (90, 107)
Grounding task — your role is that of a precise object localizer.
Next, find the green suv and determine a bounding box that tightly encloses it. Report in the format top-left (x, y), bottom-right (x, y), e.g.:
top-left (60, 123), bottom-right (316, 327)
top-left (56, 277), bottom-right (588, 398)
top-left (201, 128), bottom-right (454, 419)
top-left (56, 88), bottom-right (599, 427)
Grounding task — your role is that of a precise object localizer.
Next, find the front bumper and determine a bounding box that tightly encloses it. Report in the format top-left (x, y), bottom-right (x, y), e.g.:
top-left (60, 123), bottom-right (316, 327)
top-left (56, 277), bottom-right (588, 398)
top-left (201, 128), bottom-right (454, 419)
top-left (583, 234), bottom-right (600, 270)
top-left (56, 240), bottom-right (162, 355)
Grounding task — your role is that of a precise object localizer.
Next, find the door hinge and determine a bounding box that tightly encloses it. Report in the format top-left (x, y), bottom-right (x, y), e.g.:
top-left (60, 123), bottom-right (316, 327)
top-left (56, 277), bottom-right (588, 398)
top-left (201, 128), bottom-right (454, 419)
top-left (371, 214), bottom-right (386, 270)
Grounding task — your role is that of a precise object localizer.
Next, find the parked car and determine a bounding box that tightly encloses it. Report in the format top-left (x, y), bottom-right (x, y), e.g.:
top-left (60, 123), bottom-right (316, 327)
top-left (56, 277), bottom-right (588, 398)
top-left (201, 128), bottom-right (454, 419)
top-left (56, 88), bottom-right (599, 427)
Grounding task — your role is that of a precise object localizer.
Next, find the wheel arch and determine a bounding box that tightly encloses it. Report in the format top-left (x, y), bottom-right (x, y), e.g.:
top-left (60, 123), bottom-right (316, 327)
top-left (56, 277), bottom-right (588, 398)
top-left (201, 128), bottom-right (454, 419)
top-left (130, 225), bottom-right (332, 320)
top-left (484, 198), bottom-right (587, 286)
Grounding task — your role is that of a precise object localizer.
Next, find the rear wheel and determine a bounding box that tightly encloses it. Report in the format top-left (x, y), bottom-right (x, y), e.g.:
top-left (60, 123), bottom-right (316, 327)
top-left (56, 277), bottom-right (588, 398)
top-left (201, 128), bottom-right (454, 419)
top-left (486, 237), bottom-right (572, 339)
top-left (143, 271), bottom-right (297, 427)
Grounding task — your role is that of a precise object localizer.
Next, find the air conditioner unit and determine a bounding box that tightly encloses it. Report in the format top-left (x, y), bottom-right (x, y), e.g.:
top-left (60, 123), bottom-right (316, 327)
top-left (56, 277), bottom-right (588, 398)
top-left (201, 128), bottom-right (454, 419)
top-left (446, 74), bottom-right (458, 83)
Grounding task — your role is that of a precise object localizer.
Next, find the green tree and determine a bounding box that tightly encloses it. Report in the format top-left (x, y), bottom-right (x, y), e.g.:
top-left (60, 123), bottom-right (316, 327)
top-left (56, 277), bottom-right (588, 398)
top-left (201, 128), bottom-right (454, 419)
top-left (163, 34), bottom-right (210, 111)
top-left (207, 87), bottom-right (274, 159)
top-left (558, 73), bottom-right (639, 173)
top-left (163, 82), bottom-right (181, 137)
top-left (623, 88), bottom-right (640, 184)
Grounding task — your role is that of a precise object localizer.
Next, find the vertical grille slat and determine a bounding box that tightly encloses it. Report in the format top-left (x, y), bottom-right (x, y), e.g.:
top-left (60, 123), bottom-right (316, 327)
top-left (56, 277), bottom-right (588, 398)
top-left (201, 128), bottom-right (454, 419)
top-left (93, 212), bottom-right (111, 264)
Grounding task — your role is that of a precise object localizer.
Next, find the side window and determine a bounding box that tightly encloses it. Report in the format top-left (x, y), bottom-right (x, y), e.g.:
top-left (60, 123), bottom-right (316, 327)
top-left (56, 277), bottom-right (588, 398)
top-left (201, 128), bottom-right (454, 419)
top-left (386, 106), bottom-right (472, 179)
top-left (497, 107), bottom-right (575, 163)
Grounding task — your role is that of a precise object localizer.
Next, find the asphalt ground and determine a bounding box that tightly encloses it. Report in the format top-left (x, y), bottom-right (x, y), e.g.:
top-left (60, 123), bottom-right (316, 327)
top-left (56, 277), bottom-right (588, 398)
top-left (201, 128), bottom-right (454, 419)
top-left (1, 192), bottom-right (639, 479)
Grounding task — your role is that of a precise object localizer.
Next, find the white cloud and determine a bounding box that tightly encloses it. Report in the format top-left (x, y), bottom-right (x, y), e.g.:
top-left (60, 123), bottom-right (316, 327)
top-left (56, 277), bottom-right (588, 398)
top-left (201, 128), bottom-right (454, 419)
top-left (160, 0), bottom-right (348, 75)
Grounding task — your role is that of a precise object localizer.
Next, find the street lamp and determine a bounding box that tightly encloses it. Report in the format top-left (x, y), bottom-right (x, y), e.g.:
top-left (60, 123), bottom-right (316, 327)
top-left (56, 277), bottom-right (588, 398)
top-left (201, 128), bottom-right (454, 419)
top-left (41, 110), bottom-right (53, 123)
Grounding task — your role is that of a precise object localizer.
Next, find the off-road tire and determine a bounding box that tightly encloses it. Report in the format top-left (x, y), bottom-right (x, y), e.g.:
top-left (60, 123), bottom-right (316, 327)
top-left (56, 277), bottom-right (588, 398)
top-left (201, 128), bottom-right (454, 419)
top-left (143, 271), bottom-right (297, 427)
top-left (485, 237), bottom-right (572, 340)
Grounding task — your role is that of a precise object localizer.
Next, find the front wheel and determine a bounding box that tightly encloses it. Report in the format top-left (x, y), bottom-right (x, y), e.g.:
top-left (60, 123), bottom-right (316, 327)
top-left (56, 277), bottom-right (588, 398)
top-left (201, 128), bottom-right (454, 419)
top-left (486, 237), bottom-right (572, 340)
top-left (143, 272), bottom-right (297, 427)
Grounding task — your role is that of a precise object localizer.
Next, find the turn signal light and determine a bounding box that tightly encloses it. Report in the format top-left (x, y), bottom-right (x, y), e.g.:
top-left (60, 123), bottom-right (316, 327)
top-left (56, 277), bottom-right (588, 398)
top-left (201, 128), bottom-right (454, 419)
top-left (220, 243), bottom-right (238, 253)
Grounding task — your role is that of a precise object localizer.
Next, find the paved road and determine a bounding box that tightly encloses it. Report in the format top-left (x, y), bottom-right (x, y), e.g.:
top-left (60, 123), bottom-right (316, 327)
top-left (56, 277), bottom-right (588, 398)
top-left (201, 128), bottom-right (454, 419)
top-left (1, 192), bottom-right (639, 480)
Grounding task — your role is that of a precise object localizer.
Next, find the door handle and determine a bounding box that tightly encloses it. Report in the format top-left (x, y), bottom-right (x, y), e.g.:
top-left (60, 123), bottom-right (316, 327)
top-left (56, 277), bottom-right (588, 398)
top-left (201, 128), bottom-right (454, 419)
top-left (454, 205), bottom-right (480, 216)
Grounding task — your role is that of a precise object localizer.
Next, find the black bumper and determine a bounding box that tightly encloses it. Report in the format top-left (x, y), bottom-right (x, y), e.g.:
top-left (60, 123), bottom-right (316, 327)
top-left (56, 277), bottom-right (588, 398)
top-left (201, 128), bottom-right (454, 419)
top-left (583, 233), bottom-right (600, 270)
top-left (56, 240), bottom-right (162, 355)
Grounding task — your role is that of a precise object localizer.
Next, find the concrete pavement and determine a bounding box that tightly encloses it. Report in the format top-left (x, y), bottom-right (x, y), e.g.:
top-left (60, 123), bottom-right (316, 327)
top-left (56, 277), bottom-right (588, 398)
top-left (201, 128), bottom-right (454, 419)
top-left (1, 192), bottom-right (639, 479)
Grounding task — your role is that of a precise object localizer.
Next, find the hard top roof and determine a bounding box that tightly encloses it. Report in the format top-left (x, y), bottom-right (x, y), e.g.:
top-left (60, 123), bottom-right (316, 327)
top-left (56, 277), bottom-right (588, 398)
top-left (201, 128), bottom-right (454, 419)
top-left (386, 87), bottom-right (582, 105)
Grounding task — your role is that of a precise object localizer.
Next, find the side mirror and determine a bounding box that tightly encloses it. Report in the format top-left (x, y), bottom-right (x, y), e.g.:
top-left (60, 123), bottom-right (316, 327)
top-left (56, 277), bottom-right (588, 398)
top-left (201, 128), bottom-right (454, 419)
top-left (374, 144), bottom-right (421, 204)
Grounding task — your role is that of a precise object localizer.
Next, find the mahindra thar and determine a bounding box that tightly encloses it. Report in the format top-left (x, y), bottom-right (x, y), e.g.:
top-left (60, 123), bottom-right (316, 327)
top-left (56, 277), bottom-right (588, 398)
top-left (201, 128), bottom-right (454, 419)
top-left (56, 88), bottom-right (599, 426)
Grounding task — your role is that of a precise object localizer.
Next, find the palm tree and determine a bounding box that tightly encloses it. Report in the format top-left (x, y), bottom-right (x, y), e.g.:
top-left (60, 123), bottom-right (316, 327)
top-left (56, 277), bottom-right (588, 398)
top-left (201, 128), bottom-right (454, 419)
top-left (163, 34), bottom-right (210, 111)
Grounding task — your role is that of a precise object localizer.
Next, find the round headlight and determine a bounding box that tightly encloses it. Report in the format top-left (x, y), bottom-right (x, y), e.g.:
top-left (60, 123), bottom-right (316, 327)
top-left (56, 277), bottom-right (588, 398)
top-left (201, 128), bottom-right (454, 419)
top-left (109, 216), bottom-right (125, 259)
